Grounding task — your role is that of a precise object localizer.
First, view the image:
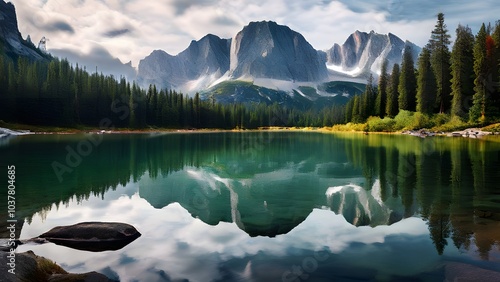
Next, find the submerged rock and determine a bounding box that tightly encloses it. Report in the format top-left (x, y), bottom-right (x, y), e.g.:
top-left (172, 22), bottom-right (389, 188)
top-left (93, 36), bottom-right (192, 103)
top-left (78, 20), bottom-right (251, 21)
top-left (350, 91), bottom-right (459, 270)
top-left (445, 262), bottom-right (500, 282)
top-left (38, 222), bottom-right (141, 252)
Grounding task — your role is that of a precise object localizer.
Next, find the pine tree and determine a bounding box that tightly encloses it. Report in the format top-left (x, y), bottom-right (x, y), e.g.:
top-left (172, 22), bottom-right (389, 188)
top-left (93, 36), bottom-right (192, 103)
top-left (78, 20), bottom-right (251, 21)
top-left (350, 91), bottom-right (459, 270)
top-left (7, 62), bottom-right (17, 121)
top-left (351, 96), bottom-right (361, 123)
top-left (429, 13), bottom-right (452, 113)
top-left (386, 64), bottom-right (400, 117)
top-left (416, 47), bottom-right (437, 114)
top-left (491, 22), bottom-right (500, 116)
top-left (0, 56), bottom-right (8, 120)
top-left (450, 25), bottom-right (475, 119)
top-left (360, 74), bottom-right (376, 120)
top-left (470, 24), bottom-right (488, 122)
top-left (345, 97), bottom-right (354, 123)
top-left (398, 46), bottom-right (417, 111)
top-left (375, 60), bottom-right (388, 117)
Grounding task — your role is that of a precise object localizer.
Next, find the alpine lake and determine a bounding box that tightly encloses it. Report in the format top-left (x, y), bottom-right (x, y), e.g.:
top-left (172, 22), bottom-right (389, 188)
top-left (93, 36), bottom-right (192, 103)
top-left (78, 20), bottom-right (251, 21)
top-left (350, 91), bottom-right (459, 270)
top-left (1, 131), bottom-right (500, 281)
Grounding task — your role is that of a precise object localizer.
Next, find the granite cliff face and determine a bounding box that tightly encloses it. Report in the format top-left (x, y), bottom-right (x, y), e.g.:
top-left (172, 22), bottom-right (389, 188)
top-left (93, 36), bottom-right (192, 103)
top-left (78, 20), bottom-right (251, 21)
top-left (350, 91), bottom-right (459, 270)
top-left (325, 30), bottom-right (420, 76)
top-left (228, 21), bottom-right (327, 82)
top-left (0, 1), bottom-right (48, 61)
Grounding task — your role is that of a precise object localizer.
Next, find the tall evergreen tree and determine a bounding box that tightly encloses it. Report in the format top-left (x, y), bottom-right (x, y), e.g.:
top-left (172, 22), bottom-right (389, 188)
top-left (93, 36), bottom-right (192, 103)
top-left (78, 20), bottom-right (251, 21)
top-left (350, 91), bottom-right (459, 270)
top-left (398, 46), bottom-right (417, 111)
top-left (375, 60), bottom-right (388, 117)
top-left (386, 64), bottom-right (400, 117)
top-left (351, 95), bottom-right (361, 123)
top-left (361, 74), bottom-right (376, 120)
top-left (491, 22), bottom-right (500, 115)
top-left (416, 47), bottom-right (437, 114)
top-left (429, 13), bottom-right (452, 113)
top-left (450, 25), bottom-right (475, 119)
top-left (470, 24), bottom-right (488, 122)
top-left (345, 97), bottom-right (354, 123)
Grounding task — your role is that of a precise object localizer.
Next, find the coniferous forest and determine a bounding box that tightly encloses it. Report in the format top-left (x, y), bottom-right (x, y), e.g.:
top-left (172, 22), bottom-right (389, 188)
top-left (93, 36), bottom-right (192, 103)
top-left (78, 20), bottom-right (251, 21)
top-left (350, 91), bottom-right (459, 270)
top-left (1, 14), bottom-right (500, 131)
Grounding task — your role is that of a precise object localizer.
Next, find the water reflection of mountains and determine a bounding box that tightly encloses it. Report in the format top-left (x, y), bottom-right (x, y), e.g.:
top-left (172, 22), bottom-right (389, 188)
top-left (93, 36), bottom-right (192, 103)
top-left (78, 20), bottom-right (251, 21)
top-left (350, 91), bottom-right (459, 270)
top-left (2, 132), bottom-right (500, 257)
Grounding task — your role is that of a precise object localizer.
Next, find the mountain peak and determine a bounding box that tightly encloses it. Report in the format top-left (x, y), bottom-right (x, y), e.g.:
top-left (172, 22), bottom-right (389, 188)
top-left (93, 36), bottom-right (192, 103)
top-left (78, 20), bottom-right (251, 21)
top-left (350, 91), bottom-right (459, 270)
top-left (138, 34), bottom-right (231, 91)
top-left (0, 0), bottom-right (49, 61)
top-left (229, 20), bottom-right (327, 81)
top-left (247, 20), bottom-right (279, 27)
top-left (325, 30), bottom-right (418, 77)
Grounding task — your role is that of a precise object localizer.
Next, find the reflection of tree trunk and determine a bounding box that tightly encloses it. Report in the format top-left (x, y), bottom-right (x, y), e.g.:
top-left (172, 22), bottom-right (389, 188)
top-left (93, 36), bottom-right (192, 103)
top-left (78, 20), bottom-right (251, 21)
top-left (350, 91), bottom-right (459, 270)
top-left (378, 147), bottom-right (388, 202)
top-left (362, 146), bottom-right (376, 191)
top-left (398, 152), bottom-right (416, 217)
top-left (429, 152), bottom-right (452, 255)
top-left (386, 147), bottom-right (399, 198)
top-left (416, 152), bottom-right (436, 219)
top-left (449, 146), bottom-right (474, 251)
top-left (469, 142), bottom-right (500, 260)
top-left (429, 207), bottom-right (450, 255)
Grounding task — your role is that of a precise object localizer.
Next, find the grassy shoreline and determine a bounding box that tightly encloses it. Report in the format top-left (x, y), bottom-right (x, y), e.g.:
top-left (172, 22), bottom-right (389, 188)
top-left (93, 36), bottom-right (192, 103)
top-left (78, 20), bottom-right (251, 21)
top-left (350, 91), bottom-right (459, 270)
top-left (2, 120), bottom-right (500, 135)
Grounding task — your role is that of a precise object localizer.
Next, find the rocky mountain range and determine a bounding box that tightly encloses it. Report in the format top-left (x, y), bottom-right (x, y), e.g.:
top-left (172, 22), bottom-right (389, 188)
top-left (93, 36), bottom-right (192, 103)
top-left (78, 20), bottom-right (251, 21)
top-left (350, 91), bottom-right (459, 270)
top-left (137, 20), bottom-right (420, 107)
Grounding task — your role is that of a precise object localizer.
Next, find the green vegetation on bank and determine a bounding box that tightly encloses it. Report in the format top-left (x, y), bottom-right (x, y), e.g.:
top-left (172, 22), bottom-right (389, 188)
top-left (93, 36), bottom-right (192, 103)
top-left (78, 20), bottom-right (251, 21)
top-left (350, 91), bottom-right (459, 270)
top-left (329, 110), bottom-right (498, 133)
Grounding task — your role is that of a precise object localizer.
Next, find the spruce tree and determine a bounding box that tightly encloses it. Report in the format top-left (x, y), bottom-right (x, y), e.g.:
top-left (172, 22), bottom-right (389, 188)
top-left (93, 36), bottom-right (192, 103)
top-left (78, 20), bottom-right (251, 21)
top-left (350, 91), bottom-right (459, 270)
top-left (361, 74), bottom-right (376, 120)
top-left (491, 22), bottom-right (500, 115)
top-left (450, 25), bottom-right (475, 119)
top-left (386, 64), bottom-right (400, 117)
top-left (345, 97), bottom-right (354, 123)
top-left (470, 24), bottom-right (488, 122)
top-left (416, 47), bottom-right (437, 114)
top-left (375, 60), bottom-right (388, 117)
top-left (429, 13), bottom-right (452, 113)
top-left (398, 46), bottom-right (417, 111)
top-left (351, 96), bottom-right (361, 123)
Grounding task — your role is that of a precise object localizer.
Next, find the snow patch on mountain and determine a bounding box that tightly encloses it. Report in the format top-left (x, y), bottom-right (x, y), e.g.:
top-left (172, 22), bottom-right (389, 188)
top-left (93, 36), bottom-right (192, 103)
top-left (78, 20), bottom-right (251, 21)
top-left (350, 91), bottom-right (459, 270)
top-left (327, 64), bottom-right (362, 77)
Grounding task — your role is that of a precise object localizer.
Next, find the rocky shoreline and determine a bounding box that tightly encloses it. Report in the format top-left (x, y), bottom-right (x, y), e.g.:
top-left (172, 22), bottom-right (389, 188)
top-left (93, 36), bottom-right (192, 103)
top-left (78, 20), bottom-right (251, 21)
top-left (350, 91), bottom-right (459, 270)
top-left (402, 128), bottom-right (500, 138)
top-left (0, 250), bottom-right (114, 282)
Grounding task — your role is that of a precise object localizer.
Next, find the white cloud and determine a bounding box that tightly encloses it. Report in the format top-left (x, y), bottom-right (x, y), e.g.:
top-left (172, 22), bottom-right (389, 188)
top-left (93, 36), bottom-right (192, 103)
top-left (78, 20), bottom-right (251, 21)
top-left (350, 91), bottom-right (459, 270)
top-left (9, 0), bottom-right (500, 69)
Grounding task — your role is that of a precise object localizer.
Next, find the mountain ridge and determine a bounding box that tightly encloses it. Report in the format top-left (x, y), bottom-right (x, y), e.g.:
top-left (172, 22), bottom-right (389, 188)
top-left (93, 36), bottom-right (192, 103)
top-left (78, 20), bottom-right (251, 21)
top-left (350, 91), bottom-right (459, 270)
top-left (137, 21), bottom-right (420, 101)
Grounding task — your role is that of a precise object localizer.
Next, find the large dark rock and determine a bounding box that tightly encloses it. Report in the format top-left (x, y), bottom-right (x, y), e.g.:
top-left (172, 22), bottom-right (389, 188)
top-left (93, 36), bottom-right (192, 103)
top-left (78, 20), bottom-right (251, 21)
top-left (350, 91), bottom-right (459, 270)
top-left (0, 250), bottom-right (114, 282)
top-left (38, 222), bottom-right (141, 252)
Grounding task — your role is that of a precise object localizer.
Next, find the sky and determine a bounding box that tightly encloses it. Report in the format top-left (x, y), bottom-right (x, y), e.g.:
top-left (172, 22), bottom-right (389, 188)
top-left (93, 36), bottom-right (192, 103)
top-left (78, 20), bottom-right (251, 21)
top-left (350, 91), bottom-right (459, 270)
top-left (7, 0), bottom-right (500, 71)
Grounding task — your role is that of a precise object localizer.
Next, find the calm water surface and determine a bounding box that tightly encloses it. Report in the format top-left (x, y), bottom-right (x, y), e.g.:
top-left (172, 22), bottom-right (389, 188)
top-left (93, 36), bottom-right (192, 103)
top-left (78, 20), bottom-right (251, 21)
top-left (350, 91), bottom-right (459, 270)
top-left (1, 132), bottom-right (500, 281)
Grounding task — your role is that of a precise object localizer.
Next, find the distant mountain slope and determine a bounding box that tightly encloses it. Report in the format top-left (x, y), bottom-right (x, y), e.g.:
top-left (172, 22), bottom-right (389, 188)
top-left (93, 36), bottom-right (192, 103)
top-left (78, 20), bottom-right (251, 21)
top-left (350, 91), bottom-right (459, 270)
top-left (200, 80), bottom-right (366, 109)
top-left (0, 0), bottom-right (50, 61)
top-left (138, 34), bottom-right (231, 91)
top-left (49, 46), bottom-right (137, 81)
